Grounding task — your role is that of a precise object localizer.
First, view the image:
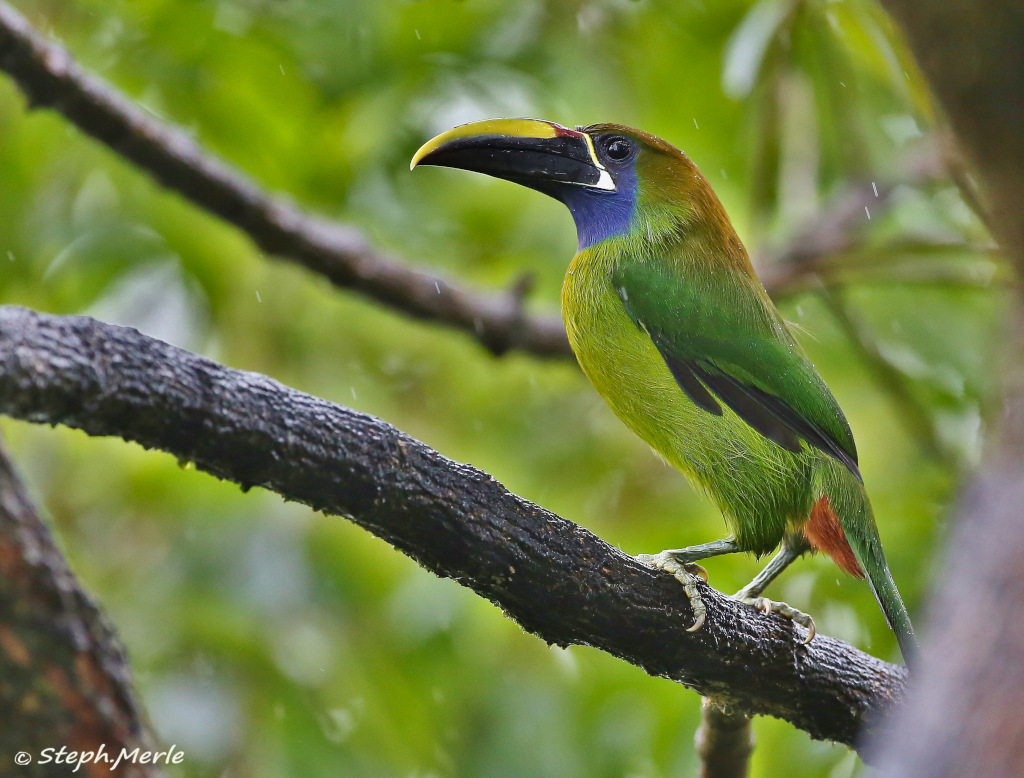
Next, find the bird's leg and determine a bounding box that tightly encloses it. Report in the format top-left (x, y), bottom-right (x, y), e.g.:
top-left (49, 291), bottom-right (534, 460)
top-left (734, 541), bottom-right (816, 643)
top-left (638, 539), bottom-right (741, 632)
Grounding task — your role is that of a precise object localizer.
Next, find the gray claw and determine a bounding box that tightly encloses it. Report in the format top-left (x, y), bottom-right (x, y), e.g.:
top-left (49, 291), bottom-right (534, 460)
top-left (736, 594), bottom-right (816, 644)
top-left (639, 551), bottom-right (708, 632)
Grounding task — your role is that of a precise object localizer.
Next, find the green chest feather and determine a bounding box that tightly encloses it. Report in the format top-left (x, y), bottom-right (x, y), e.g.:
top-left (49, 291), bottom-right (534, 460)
top-left (561, 244), bottom-right (817, 555)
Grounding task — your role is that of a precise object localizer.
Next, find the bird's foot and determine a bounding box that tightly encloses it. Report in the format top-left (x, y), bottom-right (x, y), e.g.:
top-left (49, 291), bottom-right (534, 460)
top-left (637, 550), bottom-right (708, 632)
top-left (734, 591), bottom-right (816, 644)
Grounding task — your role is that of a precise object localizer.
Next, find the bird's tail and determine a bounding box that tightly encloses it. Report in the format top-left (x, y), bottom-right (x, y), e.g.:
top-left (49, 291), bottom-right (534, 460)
top-left (815, 461), bottom-right (918, 667)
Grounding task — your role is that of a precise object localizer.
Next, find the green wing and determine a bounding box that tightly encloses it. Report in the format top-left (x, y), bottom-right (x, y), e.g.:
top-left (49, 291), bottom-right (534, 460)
top-left (612, 261), bottom-right (861, 480)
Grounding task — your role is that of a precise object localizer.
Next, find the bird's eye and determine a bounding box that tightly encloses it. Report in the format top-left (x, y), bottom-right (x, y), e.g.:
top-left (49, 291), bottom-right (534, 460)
top-left (605, 137), bottom-right (633, 161)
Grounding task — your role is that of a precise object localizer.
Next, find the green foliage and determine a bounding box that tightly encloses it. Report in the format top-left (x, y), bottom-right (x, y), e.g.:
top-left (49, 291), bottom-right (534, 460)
top-left (0, 0), bottom-right (1003, 775)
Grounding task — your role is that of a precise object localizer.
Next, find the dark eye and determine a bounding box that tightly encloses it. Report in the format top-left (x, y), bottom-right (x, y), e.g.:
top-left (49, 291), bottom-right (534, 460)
top-left (605, 137), bottom-right (633, 161)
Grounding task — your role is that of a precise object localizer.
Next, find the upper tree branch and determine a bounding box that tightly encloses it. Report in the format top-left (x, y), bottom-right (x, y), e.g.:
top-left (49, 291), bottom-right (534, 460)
top-left (0, 2), bottom-right (952, 362)
top-left (0, 305), bottom-right (907, 756)
top-left (0, 1), bottom-right (568, 358)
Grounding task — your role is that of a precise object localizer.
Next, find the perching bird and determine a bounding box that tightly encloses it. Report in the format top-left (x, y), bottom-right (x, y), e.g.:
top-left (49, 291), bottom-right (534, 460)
top-left (412, 118), bottom-right (917, 663)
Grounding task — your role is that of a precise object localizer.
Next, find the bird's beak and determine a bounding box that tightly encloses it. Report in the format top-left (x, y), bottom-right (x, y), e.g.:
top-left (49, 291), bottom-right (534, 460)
top-left (411, 118), bottom-right (615, 192)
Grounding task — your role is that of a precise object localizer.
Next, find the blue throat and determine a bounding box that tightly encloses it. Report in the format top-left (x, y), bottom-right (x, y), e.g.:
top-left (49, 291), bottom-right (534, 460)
top-left (559, 165), bottom-right (638, 250)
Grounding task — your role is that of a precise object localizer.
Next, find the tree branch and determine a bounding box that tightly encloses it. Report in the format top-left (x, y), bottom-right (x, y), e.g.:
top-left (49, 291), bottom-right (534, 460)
top-left (756, 140), bottom-right (948, 297)
top-left (0, 1), bottom-right (569, 359)
top-left (0, 305), bottom-right (907, 756)
top-left (0, 1), bottom-right (962, 364)
top-left (0, 435), bottom-right (160, 776)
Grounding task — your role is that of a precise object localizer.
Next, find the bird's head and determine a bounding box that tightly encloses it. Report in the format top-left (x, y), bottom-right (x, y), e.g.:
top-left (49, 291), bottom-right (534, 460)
top-left (412, 118), bottom-right (721, 252)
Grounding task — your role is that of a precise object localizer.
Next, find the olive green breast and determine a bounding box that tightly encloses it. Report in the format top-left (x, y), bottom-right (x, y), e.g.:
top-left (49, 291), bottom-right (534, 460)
top-left (560, 242), bottom-right (815, 555)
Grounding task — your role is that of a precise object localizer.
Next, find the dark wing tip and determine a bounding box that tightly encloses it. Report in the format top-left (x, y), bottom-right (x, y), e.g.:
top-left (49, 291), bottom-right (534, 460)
top-left (692, 363), bottom-right (862, 481)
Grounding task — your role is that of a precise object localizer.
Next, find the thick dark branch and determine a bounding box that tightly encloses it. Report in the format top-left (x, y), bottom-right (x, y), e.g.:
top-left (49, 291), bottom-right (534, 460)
top-left (0, 1), bottom-right (568, 359)
top-left (876, 352), bottom-right (1024, 775)
top-left (0, 306), bottom-right (906, 755)
top-left (0, 437), bottom-right (160, 776)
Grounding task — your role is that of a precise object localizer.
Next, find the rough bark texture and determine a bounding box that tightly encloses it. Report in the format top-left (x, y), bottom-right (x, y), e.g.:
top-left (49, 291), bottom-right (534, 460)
top-left (872, 1), bottom-right (1024, 775)
top-left (0, 439), bottom-right (161, 777)
top-left (0, 306), bottom-right (908, 756)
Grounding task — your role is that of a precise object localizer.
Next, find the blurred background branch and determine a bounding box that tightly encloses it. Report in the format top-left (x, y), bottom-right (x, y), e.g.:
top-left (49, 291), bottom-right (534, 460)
top-left (695, 702), bottom-right (754, 778)
top-left (869, 0), bottom-right (1024, 774)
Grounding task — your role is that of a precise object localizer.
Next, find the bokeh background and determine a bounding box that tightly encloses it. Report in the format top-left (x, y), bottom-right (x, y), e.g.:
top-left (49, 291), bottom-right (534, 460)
top-left (0, 0), bottom-right (1005, 775)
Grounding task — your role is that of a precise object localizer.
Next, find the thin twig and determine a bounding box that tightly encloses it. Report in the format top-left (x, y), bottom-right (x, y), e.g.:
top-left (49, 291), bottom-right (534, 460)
top-left (0, 305), bottom-right (908, 756)
top-left (819, 286), bottom-right (951, 464)
top-left (756, 142), bottom-right (948, 297)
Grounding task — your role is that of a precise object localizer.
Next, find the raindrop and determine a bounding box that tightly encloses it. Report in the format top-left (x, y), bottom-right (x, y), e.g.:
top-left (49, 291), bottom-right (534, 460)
top-left (319, 708), bottom-right (357, 744)
top-left (864, 206), bottom-right (871, 220)
top-left (255, 290), bottom-right (262, 303)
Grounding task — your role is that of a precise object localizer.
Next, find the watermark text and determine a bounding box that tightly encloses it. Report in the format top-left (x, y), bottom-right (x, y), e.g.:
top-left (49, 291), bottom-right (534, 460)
top-left (14, 745), bottom-right (184, 772)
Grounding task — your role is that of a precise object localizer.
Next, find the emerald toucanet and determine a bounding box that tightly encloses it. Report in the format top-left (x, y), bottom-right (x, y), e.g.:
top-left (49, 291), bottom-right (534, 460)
top-left (411, 118), bottom-right (917, 663)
